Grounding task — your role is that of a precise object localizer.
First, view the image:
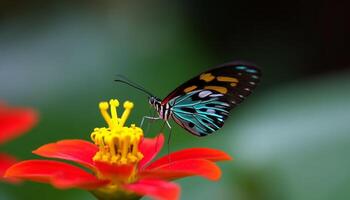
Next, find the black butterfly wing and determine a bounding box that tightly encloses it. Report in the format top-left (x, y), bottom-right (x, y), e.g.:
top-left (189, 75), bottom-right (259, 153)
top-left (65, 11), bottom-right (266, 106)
top-left (162, 62), bottom-right (261, 107)
top-left (163, 62), bottom-right (261, 136)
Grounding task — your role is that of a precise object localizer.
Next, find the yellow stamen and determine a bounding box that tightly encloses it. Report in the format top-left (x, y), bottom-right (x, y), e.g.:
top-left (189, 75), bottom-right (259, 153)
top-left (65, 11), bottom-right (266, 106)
top-left (120, 101), bottom-right (133, 127)
top-left (99, 102), bottom-right (112, 128)
top-left (109, 99), bottom-right (119, 128)
top-left (91, 99), bottom-right (143, 166)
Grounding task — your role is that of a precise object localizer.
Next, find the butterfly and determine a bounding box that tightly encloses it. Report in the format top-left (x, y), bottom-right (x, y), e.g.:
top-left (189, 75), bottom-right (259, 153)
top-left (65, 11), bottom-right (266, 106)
top-left (115, 62), bottom-right (261, 137)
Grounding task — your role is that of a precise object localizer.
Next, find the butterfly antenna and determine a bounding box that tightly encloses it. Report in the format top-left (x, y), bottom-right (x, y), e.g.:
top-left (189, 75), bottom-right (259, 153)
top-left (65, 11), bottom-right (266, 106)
top-left (114, 74), bottom-right (154, 97)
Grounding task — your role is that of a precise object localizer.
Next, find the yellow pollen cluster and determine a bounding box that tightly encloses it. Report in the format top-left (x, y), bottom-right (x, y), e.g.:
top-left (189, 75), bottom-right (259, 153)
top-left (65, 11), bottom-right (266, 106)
top-left (91, 99), bottom-right (143, 165)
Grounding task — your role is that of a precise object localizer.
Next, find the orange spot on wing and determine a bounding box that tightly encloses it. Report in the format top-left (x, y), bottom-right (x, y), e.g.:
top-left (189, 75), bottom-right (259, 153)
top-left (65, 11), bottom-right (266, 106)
top-left (217, 76), bottom-right (239, 83)
top-left (184, 85), bottom-right (197, 93)
top-left (200, 73), bottom-right (215, 82)
top-left (204, 86), bottom-right (228, 94)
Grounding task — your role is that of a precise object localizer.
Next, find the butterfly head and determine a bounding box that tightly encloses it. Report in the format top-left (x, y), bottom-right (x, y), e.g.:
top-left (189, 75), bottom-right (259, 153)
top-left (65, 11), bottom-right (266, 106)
top-left (148, 96), bottom-right (162, 110)
top-left (148, 96), bottom-right (160, 106)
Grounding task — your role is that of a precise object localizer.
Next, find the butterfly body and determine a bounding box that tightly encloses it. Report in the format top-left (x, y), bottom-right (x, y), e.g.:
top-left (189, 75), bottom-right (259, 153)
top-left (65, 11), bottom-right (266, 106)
top-left (147, 62), bottom-right (261, 137)
top-left (148, 96), bottom-right (171, 120)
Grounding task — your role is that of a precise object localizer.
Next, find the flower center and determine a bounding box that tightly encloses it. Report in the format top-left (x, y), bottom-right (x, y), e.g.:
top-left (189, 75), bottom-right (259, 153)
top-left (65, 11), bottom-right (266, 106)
top-left (91, 99), bottom-right (143, 165)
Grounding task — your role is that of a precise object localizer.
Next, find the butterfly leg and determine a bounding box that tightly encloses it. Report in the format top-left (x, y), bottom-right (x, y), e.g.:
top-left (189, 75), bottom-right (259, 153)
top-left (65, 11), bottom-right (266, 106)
top-left (167, 122), bottom-right (173, 160)
top-left (144, 108), bottom-right (158, 135)
top-left (158, 120), bottom-right (173, 163)
top-left (167, 129), bottom-right (173, 163)
top-left (165, 120), bottom-right (171, 129)
top-left (140, 116), bottom-right (161, 129)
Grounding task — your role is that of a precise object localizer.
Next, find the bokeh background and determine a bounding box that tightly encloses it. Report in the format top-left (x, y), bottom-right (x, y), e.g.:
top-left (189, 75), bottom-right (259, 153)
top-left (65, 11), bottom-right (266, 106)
top-left (1, 1), bottom-right (349, 199)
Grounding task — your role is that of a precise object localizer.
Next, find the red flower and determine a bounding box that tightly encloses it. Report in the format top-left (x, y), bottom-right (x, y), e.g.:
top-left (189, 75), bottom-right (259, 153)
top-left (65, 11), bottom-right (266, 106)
top-left (5, 134), bottom-right (231, 200)
top-left (5, 99), bottom-right (232, 200)
top-left (0, 102), bottom-right (38, 182)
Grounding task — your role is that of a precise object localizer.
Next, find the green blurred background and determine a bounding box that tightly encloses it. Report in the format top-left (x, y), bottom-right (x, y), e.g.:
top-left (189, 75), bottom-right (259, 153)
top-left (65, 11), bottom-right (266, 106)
top-left (0, 1), bottom-right (349, 199)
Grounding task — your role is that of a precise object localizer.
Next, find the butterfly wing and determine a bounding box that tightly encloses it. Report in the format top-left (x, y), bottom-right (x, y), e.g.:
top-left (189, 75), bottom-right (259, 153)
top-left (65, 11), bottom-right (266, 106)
top-left (169, 90), bottom-right (230, 136)
top-left (163, 62), bottom-right (261, 136)
top-left (162, 62), bottom-right (261, 106)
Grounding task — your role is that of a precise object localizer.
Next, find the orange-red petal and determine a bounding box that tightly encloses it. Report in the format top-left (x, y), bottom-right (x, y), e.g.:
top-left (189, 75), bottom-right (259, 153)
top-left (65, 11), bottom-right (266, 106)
top-left (94, 161), bottom-right (134, 182)
top-left (0, 153), bottom-right (19, 183)
top-left (4, 160), bottom-right (108, 189)
top-left (146, 148), bottom-right (232, 169)
top-left (32, 140), bottom-right (98, 170)
top-left (0, 103), bottom-right (38, 144)
top-left (140, 159), bottom-right (221, 181)
top-left (138, 134), bottom-right (164, 169)
top-left (124, 179), bottom-right (180, 200)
